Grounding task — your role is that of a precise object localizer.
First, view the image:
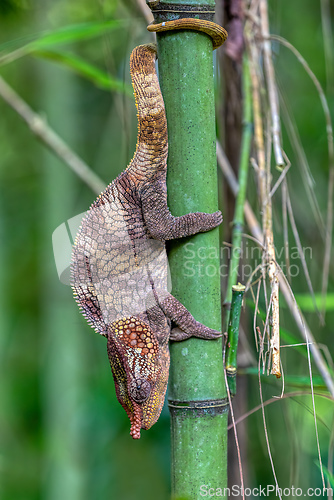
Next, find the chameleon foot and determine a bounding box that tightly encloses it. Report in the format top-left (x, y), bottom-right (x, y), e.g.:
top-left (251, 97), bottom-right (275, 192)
top-left (170, 326), bottom-right (222, 342)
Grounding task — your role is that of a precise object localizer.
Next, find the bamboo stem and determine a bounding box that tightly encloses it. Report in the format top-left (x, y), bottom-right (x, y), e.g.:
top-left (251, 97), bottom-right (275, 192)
top-left (217, 142), bottom-right (334, 396)
top-left (224, 55), bottom-right (252, 329)
top-left (259, 0), bottom-right (284, 167)
top-left (148, 4), bottom-right (228, 496)
top-left (246, 7), bottom-right (282, 378)
top-left (225, 284), bottom-right (246, 395)
top-left (269, 34), bottom-right (334, 323)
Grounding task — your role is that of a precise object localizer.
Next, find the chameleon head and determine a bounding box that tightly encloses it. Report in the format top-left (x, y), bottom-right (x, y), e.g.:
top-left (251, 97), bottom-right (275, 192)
top-left (106, 317), bottom-right (169, 439)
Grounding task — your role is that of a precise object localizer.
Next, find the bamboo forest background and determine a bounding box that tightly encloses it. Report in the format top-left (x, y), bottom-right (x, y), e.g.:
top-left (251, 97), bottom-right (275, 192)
top-left (0, 1), bottom-right (333, 498)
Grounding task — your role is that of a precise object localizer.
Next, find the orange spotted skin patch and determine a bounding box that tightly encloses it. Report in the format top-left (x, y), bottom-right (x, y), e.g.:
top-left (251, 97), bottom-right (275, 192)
top-left (70, 43), bottom-right (222, 439)
top-left (113, 317), bottom-right (158, 355)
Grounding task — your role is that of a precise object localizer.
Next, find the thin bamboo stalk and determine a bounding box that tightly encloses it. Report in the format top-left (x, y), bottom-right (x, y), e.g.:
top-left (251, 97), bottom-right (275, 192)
top-left (223, 56), bottom-right (252, 331)
top-left (269, 33), bottom-right (334, 323)
top-left (259, 0), bottom-right (284, 168)
top-left (225, 284), bottom-right (246, 395)
top-left (223, 55), bottom-right (252, 398)
top-left (217, 142), bottom-right (334, 397)
top-left (247, 13), bottom-right (282, 378)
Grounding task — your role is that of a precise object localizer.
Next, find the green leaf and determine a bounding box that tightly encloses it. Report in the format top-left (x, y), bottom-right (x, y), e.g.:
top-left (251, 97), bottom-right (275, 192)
top-left (315, 462), bottom-right (334, 488)
top-left (29, 20), bottom-right (122, 49)
top-left (280, 327), bottom-right (308, 353)
top-left (292, 293), bottom-right (334, 312)
top-left (241, 367), bottom-right (327, 389)
top-left (247, 293), bottom-right (334, 316)
top-left (0, 20), bottom-right (122, 66)
top-left (34, 49), bottom-right (133, 96)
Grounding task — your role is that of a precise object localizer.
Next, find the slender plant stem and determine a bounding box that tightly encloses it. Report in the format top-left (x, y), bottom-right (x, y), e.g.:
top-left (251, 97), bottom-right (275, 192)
top-left (226, 284), bottom-right (246, 395)
top-left (247, 14), bottom-right (282, 378)
top-left (217, 141), bottom-right (334, 397)
top-left (320, 0), bottom-right (334, 94)
top-left (269, 34), bottom-right (334, 323)
top-left (216, 141), bottom-right (262, 241)
top-left (259, 0), bottom-right (284, 167)
top-left (0, 75), bottom-right (105, 194)
top-left (224, 55), bottom-right (252, 330)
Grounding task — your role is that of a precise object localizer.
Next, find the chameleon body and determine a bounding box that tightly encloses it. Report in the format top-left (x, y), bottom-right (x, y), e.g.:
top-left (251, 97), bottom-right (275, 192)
top-left (71, 25), bottom-right (224, 439)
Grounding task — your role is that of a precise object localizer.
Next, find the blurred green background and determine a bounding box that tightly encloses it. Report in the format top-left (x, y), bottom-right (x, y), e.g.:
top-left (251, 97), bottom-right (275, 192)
top-left (0, 1), bottom-right (333, 499)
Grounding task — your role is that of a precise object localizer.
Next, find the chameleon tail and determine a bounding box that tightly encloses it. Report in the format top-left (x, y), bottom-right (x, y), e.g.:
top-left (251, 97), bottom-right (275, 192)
top-left (128, 44), bottom-right (168, 177)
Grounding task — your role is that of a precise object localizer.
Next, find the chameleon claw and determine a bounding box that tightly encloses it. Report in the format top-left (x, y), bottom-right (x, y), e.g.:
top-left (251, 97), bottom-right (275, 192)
top-left (194, 329), bottom-right (222, 340)
top-left (170, 326), bottom-right (222, 341)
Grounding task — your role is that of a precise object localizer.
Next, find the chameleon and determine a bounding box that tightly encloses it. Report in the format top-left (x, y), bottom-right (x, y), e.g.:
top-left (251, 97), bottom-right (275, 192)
top-left (71, 20), bottom-right (227, 439)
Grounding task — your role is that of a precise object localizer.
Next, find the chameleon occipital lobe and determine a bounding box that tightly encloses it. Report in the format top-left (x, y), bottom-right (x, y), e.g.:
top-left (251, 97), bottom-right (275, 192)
top-left (71, 43), bottom-right (223, 439)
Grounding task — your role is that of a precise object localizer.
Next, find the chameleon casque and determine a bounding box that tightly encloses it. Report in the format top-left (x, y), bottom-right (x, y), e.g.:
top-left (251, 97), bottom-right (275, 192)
top-left (71, 20), bottom-right (227, 439)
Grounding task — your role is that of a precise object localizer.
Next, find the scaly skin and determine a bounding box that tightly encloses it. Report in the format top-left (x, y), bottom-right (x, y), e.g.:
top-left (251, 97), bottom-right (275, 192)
top-left (147, 18), bottom-right (228, 50)
top-left (71, 43), bottom-right (223, 439)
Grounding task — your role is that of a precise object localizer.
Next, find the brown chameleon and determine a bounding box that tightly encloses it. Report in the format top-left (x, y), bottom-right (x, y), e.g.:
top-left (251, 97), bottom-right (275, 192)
top-left (71, 21), bottom-right (226, 439)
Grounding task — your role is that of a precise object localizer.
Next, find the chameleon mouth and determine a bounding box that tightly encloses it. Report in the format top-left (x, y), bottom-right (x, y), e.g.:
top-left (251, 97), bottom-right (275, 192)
top-left (129, 402), bottom-right (143, 439)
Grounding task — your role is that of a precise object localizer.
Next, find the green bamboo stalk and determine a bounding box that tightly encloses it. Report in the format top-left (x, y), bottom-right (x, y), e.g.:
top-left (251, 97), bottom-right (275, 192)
top-left (223, 56), bottom-right (251, 397)
top-left (225, 284), bottom-right (246, 395)
top-left (147, 2), bottom-right (228, 497)
top-left (223, 56), bottom-right (252, 335)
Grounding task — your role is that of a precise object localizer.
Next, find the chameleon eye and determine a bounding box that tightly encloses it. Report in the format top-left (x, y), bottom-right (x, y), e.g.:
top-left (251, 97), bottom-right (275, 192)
top-left (129, 378), bottom-right (151, 403)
